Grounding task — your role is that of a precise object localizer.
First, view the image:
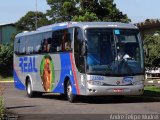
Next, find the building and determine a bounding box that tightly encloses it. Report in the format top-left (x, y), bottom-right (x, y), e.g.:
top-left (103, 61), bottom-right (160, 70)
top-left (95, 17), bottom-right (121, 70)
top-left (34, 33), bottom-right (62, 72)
top-left (0, 23), bottom-right (17, 44)
top-left (136, 19), bottom-right (160, 39)
top-left (136, 19), bottom-right (160, 79)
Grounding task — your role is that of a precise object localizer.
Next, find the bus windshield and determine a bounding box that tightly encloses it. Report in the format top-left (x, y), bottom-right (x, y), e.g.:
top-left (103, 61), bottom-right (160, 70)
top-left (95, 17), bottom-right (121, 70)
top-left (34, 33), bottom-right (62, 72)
top-left (85, 28), bottom-right (144, 76)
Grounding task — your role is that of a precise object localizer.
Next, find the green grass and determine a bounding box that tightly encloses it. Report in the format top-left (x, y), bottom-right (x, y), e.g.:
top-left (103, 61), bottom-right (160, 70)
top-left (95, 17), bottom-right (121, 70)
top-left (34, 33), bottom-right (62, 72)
top-left (0, 76), bottom-right (13, 81)
top-left (144, 86), bottom-right (160, 92)
top-left (0, 97), bottom-right (4, 119)
top-left (143, 86), bottom-right (160, 97)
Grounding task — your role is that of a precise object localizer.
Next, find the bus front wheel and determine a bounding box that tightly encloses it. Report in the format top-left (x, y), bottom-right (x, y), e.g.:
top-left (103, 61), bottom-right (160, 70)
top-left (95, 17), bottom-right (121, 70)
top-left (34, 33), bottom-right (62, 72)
top-left (66, 81), bottom-right (77, 103)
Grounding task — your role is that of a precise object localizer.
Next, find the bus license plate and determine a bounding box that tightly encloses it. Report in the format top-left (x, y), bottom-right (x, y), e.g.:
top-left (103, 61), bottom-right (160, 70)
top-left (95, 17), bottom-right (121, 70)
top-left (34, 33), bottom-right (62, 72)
top-left (113, 88), bottom-right (124, 93)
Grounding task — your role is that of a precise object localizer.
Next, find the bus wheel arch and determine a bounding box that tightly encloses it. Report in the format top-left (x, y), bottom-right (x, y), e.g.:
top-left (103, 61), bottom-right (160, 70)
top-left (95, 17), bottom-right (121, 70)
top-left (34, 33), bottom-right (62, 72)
top-left (64, 76), bottom-right (77, 103)
top-left (64, 76), bottom-right (70, 94)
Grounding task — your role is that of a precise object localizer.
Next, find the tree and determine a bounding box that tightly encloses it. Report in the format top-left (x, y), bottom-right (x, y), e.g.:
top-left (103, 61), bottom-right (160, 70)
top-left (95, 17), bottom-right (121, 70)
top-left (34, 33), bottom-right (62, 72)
top-left (16, 11), bottom-right (51, 31)
top-left (46, 0), bottom-right (130, 23)
top-left (0, 44), bottom-right (13, 76)
top-left (72, 12), bottom-right (99, 22)
top-left (46, 0), bottom-right (78, 22)
top-left (144, 33), bottom-right (160, 69)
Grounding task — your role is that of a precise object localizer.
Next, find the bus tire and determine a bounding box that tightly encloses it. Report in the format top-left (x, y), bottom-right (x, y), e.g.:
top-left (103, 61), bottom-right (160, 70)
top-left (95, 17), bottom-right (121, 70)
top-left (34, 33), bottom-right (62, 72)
top-left (66, 80), bottom-right (77, 103)
top-left (26, 80), bottom-right (36, 98)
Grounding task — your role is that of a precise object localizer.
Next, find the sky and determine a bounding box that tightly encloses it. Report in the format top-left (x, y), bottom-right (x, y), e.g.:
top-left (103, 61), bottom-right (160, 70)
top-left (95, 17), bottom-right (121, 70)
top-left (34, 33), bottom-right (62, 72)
top-left (0, 0), bottom-right (50, 24)
top-left (0, 0), bottom-right (160, 24)
top-left (114, 0), bottom-right (160, 23)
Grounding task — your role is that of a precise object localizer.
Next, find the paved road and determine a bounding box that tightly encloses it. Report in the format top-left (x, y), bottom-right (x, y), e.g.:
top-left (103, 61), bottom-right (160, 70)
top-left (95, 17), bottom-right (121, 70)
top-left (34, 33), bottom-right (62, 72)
top-left (2, 83), bottom-right (160, 120)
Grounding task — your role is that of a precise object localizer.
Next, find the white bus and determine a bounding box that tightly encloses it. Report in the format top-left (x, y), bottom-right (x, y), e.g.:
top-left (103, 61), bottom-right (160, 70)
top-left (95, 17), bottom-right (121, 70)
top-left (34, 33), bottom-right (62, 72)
top-left (14, 22), bottom-right (145, 102)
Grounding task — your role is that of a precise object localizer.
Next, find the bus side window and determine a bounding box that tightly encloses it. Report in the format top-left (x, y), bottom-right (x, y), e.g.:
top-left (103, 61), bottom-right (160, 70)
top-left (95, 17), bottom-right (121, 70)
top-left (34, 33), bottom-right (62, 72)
top-left (66, 28), bottom-right (73, 51)
top-left (74, 27), bottom-right (85, 73)
top-left (61, 30), bottom-right (67, 51)
top-left (14, 38), bottom-right (20, 55)
top-left (19, 37), bottom-right (26, 55)
top-left (42, 32), bottom-right (52, 53)
top-left (51, 31), bottom-right (58, 52)
top-left (43, 38), bottom-right (50, 52)
top-left (60, 29), bottom-right (72, 52)
top-left (50, 29), bottom-right (73, 53)
top-left (34, 34), bottom-right (43, 54)
top-left (26, 35), bottom-right (34, 54)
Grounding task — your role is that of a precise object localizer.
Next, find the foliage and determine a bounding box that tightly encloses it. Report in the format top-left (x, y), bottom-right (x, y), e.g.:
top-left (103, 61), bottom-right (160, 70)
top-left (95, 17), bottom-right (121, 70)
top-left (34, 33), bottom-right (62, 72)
top-left (0, 83), bottom-right (4, 119)
top-left (73, 12), bottom-right (99, 22)
top-left (0, 44), bottom-right (13, 76)
top-left (16, 11), bottom-right (51, 31)
top-left (144, 33), bottom-right (160, 69)
top-left (46, 0), bottom-right (131, 23)
top-left (10, 32), bottom-right (19, 42)
top-left (0, 97), bottom-right (4, 119)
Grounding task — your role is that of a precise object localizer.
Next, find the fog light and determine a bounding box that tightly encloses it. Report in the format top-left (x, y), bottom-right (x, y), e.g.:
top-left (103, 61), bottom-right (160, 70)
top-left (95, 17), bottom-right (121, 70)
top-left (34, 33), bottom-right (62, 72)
top-left (89, 89), bottom-right (92, 92)
top-left (93, 89), bottom-right (96, 92)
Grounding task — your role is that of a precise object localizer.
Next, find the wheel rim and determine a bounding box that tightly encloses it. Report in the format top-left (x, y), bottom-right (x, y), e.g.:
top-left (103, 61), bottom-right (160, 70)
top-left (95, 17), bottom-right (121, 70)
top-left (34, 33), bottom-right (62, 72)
top-left (67, 83), bottom-right (72, 100)
top-left (27, 82), bottom-right (31, 95)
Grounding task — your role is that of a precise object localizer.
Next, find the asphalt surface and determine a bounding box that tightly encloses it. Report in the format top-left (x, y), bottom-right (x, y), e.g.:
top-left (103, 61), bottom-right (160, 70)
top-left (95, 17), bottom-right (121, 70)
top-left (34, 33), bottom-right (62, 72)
top-left (2, 83), bottom-right (160, 120)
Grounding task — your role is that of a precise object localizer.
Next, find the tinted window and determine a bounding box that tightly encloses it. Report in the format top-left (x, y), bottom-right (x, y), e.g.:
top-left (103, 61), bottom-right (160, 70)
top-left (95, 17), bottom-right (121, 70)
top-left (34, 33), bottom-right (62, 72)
top-left (26, 35), bottom-right (34, 54)
top-left (52, 30), bottom-right (61, 52)
top-left (15, 28), bottom-right (74, 55)
top-left (74, 27), bottom-right (85, 73)
top-left (19, 37), bottom-right (26, 55)
top-left (67, 28), bottom-right (73, 51)
top-left (14, 37), bottom-right (20, 54)
top-left (42, 32), bottom-right (52, 53)
top-left (34, 33), bottom-right (43, 53)
top-left (52, 28), bottom-right (73, 52)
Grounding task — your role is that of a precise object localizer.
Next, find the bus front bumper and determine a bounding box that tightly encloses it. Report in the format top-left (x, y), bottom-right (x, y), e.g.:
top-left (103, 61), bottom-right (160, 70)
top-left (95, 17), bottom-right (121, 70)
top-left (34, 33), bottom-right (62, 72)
top-left (86, 84), bottom-right (144, 96)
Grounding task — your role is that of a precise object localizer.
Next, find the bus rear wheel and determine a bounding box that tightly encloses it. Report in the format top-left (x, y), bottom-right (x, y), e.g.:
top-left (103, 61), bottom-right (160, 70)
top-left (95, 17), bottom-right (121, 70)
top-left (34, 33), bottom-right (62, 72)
top-left (26, 80), bottom-right (36, 98)
top-left (66, 81), bottom-right (77, 103)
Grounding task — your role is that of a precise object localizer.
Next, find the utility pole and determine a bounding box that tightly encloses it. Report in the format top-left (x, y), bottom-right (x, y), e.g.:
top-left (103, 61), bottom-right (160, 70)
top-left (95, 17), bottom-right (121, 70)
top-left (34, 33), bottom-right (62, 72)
top-left (35, 0), bottom-right (38, 30)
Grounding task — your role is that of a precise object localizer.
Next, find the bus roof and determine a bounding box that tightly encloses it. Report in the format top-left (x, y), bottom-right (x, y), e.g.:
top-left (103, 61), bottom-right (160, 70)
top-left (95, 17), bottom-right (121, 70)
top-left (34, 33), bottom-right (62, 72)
top-left (16, 22), bottom-right (138, 37)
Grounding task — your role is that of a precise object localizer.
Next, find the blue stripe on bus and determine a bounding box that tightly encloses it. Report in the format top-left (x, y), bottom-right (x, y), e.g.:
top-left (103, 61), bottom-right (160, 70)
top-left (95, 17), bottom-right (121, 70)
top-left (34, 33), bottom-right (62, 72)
top-left (14, 70), bottom-right (25, 90)
top-left (53, 53), bottom-right (77, 94)
top-left (52, 25), bottom-right (67, 31)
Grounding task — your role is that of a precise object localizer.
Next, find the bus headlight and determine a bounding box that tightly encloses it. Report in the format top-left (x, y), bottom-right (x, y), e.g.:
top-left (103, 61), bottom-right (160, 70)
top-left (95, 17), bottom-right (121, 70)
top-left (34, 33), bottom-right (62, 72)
top-left (87, 80), bottom-right (104, 86)
top-left (133, 81), bottom-right (144, 85)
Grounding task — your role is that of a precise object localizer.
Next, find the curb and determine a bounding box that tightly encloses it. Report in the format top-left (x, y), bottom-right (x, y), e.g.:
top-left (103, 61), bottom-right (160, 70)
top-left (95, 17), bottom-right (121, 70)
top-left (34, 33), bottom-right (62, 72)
top-left (0, 81), bottom-right (14, 83)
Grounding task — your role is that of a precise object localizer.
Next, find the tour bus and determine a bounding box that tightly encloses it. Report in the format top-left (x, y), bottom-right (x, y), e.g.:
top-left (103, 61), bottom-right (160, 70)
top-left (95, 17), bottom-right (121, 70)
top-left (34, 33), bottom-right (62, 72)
top-left (14, 22), bottom-right (145, 102)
